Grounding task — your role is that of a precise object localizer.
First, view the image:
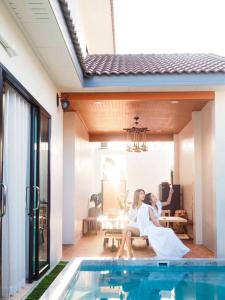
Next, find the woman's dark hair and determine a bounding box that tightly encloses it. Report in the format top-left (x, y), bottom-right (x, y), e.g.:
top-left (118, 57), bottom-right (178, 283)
top-left (143, 193), bottom-right (152, 205)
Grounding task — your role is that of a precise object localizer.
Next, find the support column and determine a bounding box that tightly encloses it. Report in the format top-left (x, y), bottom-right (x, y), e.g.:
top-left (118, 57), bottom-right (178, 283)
top-left (215, 91), bottom-right (225, 257)
top-left (63, 112), bottom-right (76, 244)
top-left (192, 111), bottom-right (203, 244)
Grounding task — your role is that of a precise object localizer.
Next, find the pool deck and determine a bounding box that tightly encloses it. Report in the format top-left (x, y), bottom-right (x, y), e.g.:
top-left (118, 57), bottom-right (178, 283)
top-left (62, 231), bottom-right (214, 260)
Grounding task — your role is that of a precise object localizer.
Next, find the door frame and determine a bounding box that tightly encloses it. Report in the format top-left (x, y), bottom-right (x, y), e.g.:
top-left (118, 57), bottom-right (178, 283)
top-left (0, 64), bottom-right (51, 283)
top-left (0, 63), bottom-right (5, 297)
top-left (0, 64), bottom-right (50, 113)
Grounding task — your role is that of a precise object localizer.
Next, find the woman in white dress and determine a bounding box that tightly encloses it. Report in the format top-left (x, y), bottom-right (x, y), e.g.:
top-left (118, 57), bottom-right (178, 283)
top-left (136, 199), bottom-right (190, 258)
top-left (116, 189), bottom-right (145, 258)
top-left (116, 188), bottom-right (174, 258)
top-left (116, 189), bottom-right (190, 258)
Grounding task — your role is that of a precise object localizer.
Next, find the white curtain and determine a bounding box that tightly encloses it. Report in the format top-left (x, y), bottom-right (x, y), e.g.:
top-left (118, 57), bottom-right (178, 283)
top-left (2, 84), bottom-right (30, 297)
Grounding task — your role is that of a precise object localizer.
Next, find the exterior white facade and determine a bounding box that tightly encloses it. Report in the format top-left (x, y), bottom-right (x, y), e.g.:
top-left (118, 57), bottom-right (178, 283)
top-left (1, 0), bottom-right (225, 298)
top-left (0, 1), bottom-right (63, 266)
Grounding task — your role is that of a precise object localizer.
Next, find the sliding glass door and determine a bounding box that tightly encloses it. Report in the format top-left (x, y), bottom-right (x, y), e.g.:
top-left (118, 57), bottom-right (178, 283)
top-left (29, 108), bottom-right (50, 282)
top-left (0, 65), bottom-right (51, 297)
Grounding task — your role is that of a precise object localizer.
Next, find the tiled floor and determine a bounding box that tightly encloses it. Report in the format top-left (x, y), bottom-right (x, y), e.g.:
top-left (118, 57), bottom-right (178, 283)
top-left (62, 231), bottom-right (214, 260)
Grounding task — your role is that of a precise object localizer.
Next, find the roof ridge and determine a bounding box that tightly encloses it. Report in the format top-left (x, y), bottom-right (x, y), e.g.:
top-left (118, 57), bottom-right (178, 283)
top-left (58, 0), bottom-right (88, 74)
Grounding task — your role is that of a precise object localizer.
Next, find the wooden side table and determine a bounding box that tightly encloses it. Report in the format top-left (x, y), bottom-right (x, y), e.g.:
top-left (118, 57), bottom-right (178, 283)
top-left (82, 217), bottom-right (99, 235)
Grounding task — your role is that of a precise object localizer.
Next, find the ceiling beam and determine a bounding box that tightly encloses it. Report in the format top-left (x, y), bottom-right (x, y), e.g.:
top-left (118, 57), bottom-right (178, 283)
top-left (62, 91), bottom-right (215, 102)
top-left (89, 132), bottom-right (173, 142)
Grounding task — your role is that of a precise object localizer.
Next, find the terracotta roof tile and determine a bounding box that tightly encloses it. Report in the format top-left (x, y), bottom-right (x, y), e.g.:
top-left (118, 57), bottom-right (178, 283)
top-left (84, 53), bottom-right (225, 76)
top-left (59, 0), bottom-right (225, 78)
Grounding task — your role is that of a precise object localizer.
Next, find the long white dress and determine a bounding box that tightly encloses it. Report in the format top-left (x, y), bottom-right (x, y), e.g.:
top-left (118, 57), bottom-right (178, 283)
top-left (136, 203), bottom-right (190, 258)
top-left (151, 200), bottom-right (162, 219)
top-left (127, 207), bottom-right (139, 229)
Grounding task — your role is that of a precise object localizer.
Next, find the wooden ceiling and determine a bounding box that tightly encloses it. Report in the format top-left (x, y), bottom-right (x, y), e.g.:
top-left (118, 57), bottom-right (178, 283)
top-left (62, 92), bottom-right (214, 141)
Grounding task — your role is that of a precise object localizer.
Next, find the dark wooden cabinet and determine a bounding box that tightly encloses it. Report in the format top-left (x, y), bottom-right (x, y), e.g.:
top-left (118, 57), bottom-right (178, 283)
top-left (159, 183), bottom-right (181, 215)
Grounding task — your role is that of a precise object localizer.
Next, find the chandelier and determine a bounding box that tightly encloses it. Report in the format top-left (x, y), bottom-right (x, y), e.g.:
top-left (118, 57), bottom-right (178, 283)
top-left (123, 116), bottom-right (149, 152)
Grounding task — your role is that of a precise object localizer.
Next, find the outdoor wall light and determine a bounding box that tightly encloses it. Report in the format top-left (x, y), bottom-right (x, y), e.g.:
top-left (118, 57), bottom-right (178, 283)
top-left (56, 93), bottom-right (70, 111)
top-left (61, 99), bottom-right (70, 111)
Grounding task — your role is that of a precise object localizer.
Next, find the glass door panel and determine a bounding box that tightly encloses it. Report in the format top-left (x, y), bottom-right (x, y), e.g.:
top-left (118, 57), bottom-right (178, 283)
top-left (28, 108), bottom-right (50, 281)
top-left (28, 106), bottom-right (39, 282)
top-left (38, 112), bottom-right (50, 273)
top-left (1, 82), bottom-right (31, 296)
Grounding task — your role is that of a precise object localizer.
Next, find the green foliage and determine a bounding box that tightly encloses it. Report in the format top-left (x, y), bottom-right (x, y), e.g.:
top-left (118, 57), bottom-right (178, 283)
top-left (25, 261), bottom-right (68, 300)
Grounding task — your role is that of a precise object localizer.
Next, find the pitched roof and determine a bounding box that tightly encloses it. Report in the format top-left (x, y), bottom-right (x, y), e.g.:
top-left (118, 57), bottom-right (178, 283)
top-left (58, 0), bottom-right (87, 74)
top-left (84, 53), bottom-right (225, 76)
top-left (59, 0), bottom-right (225, 78)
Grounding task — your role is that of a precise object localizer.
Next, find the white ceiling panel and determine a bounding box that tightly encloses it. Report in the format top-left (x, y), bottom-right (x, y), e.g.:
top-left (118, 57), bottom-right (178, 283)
top-left (24, 23), bottom-right (63, 47)
top-left (3, 0), bottom-right (82, 90)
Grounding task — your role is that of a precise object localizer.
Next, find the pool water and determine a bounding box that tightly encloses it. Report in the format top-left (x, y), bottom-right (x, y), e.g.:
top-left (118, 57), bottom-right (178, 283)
top-left (64, 264), bottom-right (225, 300)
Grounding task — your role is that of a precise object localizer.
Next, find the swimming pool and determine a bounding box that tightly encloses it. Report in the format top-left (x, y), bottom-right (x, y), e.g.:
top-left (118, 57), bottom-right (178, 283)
top-left (40, 258), bottom-right (225, 300)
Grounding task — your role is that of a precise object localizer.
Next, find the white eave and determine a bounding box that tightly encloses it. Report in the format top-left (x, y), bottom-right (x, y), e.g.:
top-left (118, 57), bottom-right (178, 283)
top-left (3, 0), bottom-right (83, 91)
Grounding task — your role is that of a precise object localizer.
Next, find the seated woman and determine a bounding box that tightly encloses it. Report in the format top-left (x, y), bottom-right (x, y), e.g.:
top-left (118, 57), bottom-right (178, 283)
top-left (136, 195), bottom-right (190, 258)
top-left (116, 189), bottom-right (145, 258)
top-left (116, 187), bottom-right (173, 258)
top-left (116, 189), bottom-right (190, 258)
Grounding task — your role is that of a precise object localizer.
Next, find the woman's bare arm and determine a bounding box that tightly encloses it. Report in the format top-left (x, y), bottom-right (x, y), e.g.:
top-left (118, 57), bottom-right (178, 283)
top-left (161, 187), bottom-right (174, 207)
top-left (149, 208), bottom-right (161, 227)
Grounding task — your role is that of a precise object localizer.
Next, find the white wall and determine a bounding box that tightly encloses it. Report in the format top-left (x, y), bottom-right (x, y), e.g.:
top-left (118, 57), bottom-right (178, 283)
top-left (214, 91), bottom-right (225, 257)
top-left (63, 112), bottom-right (95, 244)
top-left (67, 0), bottom-right (114, 55)
top-left (176, 121), bottom-right (195, 222)
top-left (201, 102), bottom-right (215, 251)
top-left (175, 102), bottom-right (215, 251)
top-left (74, 114), bottom-right (95, 241)
top-left (92, 142), bottom-right (173, 203)
top-left (126, 143), bottom-right (173, 200)
top-left (0, 2), bottom-right (63, 264)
